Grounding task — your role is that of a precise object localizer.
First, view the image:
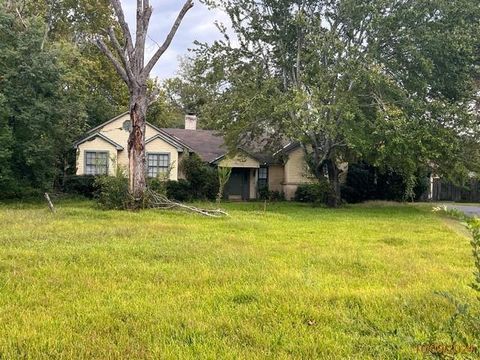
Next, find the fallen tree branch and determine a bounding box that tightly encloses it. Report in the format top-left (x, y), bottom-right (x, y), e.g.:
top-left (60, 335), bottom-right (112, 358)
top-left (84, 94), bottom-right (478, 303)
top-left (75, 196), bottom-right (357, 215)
top-left (44, 192), bottom-right (56, 213)
top-left (145, 189), bottom-right (228, 217)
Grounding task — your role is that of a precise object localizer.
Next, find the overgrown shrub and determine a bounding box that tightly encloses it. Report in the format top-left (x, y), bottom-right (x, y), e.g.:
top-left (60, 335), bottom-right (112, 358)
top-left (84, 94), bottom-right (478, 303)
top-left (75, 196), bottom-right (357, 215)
top-left (94, 170), bottom-right (128, 210)
top-left (62, 175), bottom-right (96, 198)
top-left (180, 154), bottom-right (218, 200)
top-left (294, 181), bottom-right (334, 205)
top-left (341, 162), bottom-right (377, 203)
top-left (148, 177), bottom-right (167, 195)
top-left (166, 179), bottom-right (192, 202)
top-left (259, 187), bottom-right (285, 201)
top-left (412, 174), bottom-right (429, 201)
top-left (376, 170), bottom-right (407, 201)
top-left (341, 162), bottom-right (430, 203)
top-left (0, 183), bottom-right (43, 199)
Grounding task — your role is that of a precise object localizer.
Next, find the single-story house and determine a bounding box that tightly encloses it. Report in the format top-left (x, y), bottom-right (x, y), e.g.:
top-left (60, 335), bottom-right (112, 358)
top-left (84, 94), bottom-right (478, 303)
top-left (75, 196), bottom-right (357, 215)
top-left (73, 112), bottom-right (316, 200)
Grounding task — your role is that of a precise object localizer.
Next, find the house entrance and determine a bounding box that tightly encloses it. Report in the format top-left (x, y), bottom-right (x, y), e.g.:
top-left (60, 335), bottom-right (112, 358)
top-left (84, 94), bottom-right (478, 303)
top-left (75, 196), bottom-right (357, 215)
top-left (225, 168), bottom-right (250, 200)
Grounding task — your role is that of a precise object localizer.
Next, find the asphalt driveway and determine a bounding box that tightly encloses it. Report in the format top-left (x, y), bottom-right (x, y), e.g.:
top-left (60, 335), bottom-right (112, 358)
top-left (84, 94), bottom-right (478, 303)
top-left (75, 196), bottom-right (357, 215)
top-left (446, 204), bottom-right (480, 217)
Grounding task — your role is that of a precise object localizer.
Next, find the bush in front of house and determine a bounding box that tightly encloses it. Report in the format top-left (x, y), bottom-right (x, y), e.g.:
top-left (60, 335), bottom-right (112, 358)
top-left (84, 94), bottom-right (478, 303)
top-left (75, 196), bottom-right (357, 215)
top-left (62, 175), bottom-right (97, 198)
top-left (294, 181), bottom-right (334, 205)
top-left (259, 187), bottom-right (285, 201)
top-left (180, 154), bottom-right (218, 201)
top-left (148, 178), bottom-right (192, 202)
top-left (147, 177), bottom-right (167, 195)
top-left (94, 170), bottom-right (129, 210)
top-left (166, 179), bottom-right (192, 202)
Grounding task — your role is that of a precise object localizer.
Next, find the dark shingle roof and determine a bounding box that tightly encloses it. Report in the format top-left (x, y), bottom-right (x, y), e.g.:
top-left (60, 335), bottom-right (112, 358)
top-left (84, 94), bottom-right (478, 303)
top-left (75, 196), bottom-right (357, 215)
top-left (162, 129), bottom-right (227, 163)
top-left (162, 128), bottom-right (289, 165)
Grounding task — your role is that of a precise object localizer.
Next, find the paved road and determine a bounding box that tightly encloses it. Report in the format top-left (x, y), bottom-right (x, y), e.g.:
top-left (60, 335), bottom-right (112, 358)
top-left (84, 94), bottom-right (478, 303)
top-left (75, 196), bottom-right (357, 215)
top-left (446, 205), bottom-right (480, 217)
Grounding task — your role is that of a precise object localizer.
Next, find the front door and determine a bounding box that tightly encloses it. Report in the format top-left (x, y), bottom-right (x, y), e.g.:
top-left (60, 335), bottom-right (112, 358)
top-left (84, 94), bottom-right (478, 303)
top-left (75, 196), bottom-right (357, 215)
top-left (225, 168), bottom-right (249, 200)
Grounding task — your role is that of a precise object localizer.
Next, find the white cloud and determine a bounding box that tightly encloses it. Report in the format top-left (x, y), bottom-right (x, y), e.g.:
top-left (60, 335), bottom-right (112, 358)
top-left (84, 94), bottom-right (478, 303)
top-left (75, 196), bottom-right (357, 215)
top-left (119, 0), bottom-right (232, 79)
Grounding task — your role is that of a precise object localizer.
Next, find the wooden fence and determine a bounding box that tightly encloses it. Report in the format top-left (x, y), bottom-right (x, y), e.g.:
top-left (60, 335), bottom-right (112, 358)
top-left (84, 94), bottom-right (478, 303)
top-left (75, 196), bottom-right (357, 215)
top-left (431, 178), bottom-right (480, 202)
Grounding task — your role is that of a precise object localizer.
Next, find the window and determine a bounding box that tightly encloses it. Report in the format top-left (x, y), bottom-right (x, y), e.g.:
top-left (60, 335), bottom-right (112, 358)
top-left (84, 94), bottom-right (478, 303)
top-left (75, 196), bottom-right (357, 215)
top-left (147, 153), bottom-right (170, 178)
top-left (258, 167), bottom-right (268, 190)
top-left (85, 151), bottom-right (108, 175)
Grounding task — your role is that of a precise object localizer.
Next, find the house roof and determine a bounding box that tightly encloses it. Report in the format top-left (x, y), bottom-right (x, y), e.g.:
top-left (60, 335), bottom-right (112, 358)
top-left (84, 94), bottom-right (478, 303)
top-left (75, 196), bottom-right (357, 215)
top-left (273, 142), bottom-right (300, 156)
top-left (161, 129), bottom-right (289, 165)
top-left (162, 128), bottom-right (227, 163)
top-left (73, 132), bottom-right (124, 150)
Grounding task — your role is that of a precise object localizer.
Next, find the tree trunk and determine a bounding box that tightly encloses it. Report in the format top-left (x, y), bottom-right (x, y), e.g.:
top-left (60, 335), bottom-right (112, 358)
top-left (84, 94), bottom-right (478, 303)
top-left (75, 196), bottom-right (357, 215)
top-left (128, 85), bottom-right (148, 206)
top-left (96, 0), bottom-right (194, 209)
top-left (326, 159), bottom-right (341, 207)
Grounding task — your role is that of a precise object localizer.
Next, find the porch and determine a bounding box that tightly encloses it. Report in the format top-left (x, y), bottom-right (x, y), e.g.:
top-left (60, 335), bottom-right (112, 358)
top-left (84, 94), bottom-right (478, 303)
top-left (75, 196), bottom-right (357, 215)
top-left (214, 152), bottom-right (265, 201)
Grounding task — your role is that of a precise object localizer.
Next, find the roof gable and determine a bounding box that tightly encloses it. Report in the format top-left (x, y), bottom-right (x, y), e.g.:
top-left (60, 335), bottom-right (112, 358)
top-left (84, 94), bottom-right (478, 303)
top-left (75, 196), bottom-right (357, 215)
top-left (211, 148), bottom-right (262, 164)
top-left (73, 132), bottom-right (124, 150)
top-left (86, 112), bottom-right (130, 134)
top-left (76, 112), bottom-right (190, 152)
top-left (145, 133), bottom-right (187, 152)
top-left (212, 149), bottom-right (261, 168)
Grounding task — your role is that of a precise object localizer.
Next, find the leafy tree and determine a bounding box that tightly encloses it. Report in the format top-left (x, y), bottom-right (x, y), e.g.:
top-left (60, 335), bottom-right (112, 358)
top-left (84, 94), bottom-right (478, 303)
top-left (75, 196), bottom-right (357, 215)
top-left (10, 0), bottom-right (129, 126)
top-left (0, 0), bottom-right (130, 197)
top-left (163, 57), bottom-right (218, 121)
top-left (0, 6), bottom-right (89, 196)
top-left (147, 80), bottom-right (185, 129)
top-left (0, 94), bottom-right (14, 192)
top-left (179, 0), bottom-right (480, 206)
top-left (180, 154), bottom-right (218, 200)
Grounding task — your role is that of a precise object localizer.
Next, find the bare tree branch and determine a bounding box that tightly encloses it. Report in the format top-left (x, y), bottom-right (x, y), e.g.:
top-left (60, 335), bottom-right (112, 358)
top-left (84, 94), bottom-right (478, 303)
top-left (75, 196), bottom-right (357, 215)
top-left (146, 189), bottom-right (228, 217)
top-left (142, 0), bottom-right (194, 78)
top-left (110, 0), bottom-right (134, 56)
top-left (95, 38), bottom-right (129, 84)
top-left (134, 0), bottom-right (153, 71)
top-left (107, 26), bottom-right (135, 82)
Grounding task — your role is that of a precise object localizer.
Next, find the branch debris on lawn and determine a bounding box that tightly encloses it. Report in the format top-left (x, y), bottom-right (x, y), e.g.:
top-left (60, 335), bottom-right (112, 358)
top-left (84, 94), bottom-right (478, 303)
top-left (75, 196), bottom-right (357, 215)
top-left (146, 190), bottom-right (228, 217)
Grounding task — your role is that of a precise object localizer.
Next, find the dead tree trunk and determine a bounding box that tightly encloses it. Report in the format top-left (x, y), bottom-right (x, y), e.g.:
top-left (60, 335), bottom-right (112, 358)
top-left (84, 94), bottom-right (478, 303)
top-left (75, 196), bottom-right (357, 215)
top-left (128, 86), bottom-right (148, 200)
top-left (95, 0), bottom-right (194, 208)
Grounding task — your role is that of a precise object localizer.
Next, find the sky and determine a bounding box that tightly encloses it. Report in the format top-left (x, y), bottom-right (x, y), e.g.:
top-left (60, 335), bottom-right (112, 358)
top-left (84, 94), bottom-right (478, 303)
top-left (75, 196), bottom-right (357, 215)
top-left (120, 0), bottom-right (230, 80)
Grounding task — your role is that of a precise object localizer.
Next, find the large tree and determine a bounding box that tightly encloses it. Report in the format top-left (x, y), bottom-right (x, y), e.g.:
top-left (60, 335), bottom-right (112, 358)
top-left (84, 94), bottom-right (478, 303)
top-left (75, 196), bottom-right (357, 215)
top-left (183, 0), bottom-right (479, 205)
top-left (0, 0), bottom-right (133, 197)
top-left (95, 0), bottom-right (194, 205)
top-left (0, 5), bottom-right (89, 195)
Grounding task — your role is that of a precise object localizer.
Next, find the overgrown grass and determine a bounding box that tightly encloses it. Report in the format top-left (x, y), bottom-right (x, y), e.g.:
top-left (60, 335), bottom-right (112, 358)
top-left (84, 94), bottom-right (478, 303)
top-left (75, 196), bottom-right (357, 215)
top-left (0, 200), bottom-right (477, 359)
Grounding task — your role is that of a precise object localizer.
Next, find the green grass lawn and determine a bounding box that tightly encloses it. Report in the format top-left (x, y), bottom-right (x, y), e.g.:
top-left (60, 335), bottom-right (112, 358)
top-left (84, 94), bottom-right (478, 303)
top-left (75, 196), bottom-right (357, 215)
top-left (0, 200), bottom-right (477, 359)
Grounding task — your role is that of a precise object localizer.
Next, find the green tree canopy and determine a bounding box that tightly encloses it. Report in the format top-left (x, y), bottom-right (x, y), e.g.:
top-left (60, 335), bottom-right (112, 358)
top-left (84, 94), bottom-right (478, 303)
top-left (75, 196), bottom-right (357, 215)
top-left (0, 1), bottom-right (128, 197)
top-left (174, 0), bottom-right (480, 204)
